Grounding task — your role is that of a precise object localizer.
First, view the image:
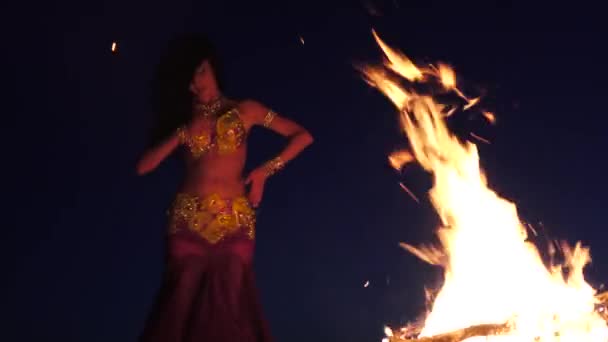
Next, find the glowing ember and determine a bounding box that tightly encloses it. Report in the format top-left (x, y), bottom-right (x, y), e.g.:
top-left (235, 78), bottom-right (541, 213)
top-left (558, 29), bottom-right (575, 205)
top-left (361, 30), bottom-right (608, 341)
top-left (482, 111), bottom-right (497, 124)
top-left (111, 41), bottom-right (117, 53)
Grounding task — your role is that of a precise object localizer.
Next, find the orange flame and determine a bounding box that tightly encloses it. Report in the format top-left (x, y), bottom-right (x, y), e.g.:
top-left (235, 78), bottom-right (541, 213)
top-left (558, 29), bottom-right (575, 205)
top-left (389, 150), bottom-right (415, 170)
top-left (362, 30), bottom-right (608, 341)
top-left (436, 63), bottom-right (456, 89)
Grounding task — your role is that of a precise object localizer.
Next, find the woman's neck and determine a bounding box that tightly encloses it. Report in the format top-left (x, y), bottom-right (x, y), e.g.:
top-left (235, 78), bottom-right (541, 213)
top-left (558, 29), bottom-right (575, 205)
top-left (196, 92), bottom-right (222, 104)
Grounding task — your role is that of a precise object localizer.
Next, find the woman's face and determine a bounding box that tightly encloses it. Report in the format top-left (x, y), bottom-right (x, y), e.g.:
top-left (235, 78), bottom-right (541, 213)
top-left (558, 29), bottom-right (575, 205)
top-left (191, 60), bottom-right (219, 99)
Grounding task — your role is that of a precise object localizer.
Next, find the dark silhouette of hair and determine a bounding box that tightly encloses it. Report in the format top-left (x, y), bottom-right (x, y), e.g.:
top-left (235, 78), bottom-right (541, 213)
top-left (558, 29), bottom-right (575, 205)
top-left (147, 33), bottom-right (223, 148)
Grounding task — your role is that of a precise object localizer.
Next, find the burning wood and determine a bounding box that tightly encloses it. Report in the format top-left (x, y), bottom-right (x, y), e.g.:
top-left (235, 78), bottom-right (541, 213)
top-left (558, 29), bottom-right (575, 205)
top-left (386, 322), bottom-right (510, 342)
top-left (595, 290), bottom-right (608, 304)
top-left (386, 291), bottom-right (608, 342)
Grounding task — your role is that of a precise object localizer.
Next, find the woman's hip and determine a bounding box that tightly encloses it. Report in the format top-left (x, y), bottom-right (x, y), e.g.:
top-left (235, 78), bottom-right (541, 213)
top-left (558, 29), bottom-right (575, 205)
top-left (167, 231), bottom-right (255, 266)
top-left (167, 192), bottom-right (256, 246)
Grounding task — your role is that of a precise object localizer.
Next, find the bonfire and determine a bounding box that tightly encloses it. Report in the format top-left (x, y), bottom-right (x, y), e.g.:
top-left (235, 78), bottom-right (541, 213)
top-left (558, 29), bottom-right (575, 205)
top-left (360, 31), bottom-right (608, 342)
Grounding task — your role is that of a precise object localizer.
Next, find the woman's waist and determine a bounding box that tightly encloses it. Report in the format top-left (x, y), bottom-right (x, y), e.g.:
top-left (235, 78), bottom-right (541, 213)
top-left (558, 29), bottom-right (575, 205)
top-left (169, 191), bottom-right (255, 228)
top-left (179, 176), bottom-right (245, 198)
top-left (168, 191), bottom-right (256, 244)
top-left (171, 191), bottom-right (252, 210)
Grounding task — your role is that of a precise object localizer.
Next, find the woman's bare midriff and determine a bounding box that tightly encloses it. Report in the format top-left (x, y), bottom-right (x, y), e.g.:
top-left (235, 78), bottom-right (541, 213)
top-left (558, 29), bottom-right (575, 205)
top-left (178, 146), bottom-right (248, 198)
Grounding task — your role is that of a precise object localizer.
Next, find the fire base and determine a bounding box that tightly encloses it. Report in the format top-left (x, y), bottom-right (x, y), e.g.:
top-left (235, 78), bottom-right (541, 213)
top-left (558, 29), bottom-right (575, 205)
top-left (388, 323), bottom-right (510, 342)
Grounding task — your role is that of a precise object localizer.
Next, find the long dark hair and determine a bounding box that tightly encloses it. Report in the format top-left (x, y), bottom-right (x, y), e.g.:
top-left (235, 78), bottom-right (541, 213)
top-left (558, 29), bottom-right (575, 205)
top-left (147, 33), bottom-right (223, 148)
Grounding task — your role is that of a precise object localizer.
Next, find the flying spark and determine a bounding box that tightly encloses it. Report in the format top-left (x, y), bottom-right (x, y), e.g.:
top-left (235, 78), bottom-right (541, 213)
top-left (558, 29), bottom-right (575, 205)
top-left (399, 182), bottom-right (420, 203)
top-left (469, 132), bottom-right (490, 144)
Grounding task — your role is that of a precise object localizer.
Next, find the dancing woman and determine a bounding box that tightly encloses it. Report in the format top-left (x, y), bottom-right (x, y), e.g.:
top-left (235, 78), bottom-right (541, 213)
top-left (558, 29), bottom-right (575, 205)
top-left (136, 35), bottom-right (313, 342)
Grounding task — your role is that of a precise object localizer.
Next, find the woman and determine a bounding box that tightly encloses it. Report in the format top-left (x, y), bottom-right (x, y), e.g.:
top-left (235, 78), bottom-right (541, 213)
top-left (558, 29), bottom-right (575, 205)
top-left (137, 35), bottom-right (313, 342)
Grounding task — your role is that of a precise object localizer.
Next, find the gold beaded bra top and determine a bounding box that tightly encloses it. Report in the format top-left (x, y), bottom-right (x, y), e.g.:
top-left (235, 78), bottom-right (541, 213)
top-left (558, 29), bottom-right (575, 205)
top-left (177, 100), bottom-right (247, 158)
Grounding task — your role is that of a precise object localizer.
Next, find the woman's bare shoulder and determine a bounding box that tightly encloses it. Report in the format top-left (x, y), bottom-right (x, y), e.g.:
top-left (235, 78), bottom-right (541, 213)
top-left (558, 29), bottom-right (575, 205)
top-left (235, 99), bottom-right (268, 121)
top-left (236, 99), bottom-right (266, 112)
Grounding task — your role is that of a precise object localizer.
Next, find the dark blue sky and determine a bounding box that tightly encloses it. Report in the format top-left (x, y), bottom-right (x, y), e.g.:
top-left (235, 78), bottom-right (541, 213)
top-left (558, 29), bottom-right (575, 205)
top-left (5, 1), bottom-right (608, 341)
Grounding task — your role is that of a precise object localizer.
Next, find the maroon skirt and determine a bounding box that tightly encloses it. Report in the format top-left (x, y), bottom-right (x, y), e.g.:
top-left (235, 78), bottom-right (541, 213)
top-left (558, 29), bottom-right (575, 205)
top-left (140, 203), bottom-right (273, 342)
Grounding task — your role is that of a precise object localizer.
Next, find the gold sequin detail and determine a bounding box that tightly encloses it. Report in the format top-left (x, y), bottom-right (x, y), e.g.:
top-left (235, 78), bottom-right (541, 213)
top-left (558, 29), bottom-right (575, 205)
top-left (264, 156), bottom-right (285, 177)
top-left (216, 110), bottom-right (246, 154)
top-left (180, 109), bottom-right (246, 158)
top-left (263, 110), bottom-right (276, 128)
top-left (185, 130), bottom-right (214, 158)
top-left (193, 98), bottom-right (223, 118)
top-left (169, 193), bottom-right (255, 244)
top-left (176, 126), bottom-right (188, 144)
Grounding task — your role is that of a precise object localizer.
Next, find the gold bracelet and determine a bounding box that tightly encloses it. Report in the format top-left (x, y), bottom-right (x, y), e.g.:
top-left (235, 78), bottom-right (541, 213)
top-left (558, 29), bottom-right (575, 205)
top-left (263, 110), bottom-right (277, 128)
top-left (176, 126), bottom-right (188, 144)
top-left (264, 156), bottom-right (285, 177)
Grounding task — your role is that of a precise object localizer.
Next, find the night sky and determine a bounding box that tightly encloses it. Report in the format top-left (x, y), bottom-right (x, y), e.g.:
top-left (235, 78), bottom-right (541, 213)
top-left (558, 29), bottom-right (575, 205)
top-left (5, 1), bottom-right (608, 341)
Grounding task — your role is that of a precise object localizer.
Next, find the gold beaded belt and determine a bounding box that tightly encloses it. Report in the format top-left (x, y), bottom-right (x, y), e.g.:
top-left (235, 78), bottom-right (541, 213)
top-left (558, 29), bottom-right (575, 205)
top-left (168, 193), bottom-right (255, 244)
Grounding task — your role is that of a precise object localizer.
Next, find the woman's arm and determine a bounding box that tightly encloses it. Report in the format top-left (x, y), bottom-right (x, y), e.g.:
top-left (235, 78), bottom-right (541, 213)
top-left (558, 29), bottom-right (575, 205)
top-left (241, 99), bottom-right (314, 165)
top-left (136, 131), bottom-right (181, 175)
top-left (240, 100), bottom-right (313, 206)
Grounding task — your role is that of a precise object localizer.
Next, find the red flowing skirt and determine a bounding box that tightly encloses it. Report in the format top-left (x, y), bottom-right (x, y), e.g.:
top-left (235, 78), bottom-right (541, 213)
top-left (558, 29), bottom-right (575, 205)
top-left (139, 228), bottom-right (273, 342)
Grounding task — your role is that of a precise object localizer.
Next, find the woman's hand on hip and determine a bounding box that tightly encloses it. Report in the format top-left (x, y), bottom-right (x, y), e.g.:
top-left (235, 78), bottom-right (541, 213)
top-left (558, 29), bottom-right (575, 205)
top-left (245, 168), bottom-right (268, 208)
